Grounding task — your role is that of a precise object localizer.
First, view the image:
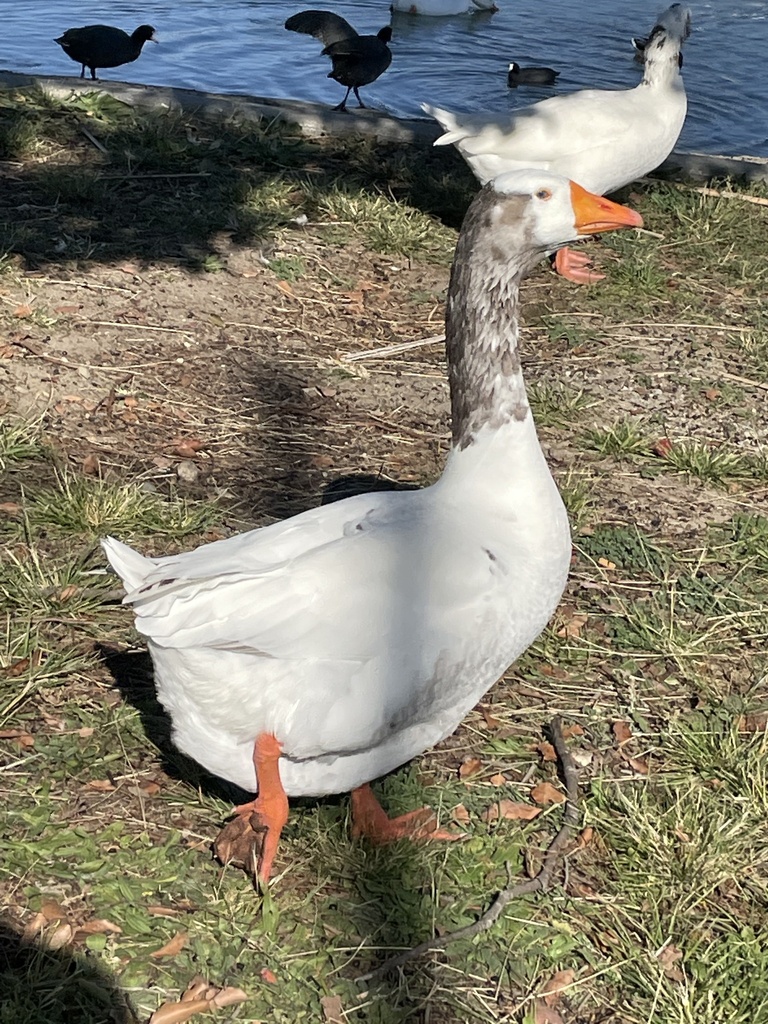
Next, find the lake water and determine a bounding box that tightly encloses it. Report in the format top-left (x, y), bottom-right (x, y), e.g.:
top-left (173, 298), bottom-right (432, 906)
top-left (1, 0), bottom-right (766, 156)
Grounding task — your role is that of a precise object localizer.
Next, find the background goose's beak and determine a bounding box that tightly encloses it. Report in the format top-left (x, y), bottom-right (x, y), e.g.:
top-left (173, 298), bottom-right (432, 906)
top-left (570, 180), bottom-right (643, 235)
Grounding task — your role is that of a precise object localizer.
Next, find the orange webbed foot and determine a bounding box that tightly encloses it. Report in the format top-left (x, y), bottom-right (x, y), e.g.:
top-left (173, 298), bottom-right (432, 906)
top-left (214, 734), bottom-right (288, 887)
top-left (554, 245), bottom-right (606, 285)
top-left (350, 784), bottom-right (463, 844)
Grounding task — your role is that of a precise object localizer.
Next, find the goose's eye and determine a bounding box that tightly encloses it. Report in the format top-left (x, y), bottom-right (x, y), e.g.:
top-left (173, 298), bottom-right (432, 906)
top-left (536, 188), bottom-right (552, 201)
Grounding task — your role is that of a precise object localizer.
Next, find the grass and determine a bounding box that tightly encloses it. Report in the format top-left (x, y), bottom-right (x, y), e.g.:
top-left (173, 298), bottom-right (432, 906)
top-left (1, 88), bottom-right (768, 1023)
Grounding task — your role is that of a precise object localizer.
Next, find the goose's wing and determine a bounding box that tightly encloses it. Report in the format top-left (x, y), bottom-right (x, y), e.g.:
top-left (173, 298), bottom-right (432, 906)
top-left (284, 10), bottom-right (359, 47)
top-left (103, 490), bottom-right (490, 663)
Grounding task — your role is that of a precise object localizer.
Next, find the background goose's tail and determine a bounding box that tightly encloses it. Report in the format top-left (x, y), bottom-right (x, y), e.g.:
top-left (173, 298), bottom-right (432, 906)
top-left (422, 102), bottom-right (465, 145)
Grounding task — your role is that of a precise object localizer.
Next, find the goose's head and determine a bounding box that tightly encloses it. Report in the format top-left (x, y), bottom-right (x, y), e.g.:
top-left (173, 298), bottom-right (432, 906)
top-left (467, 169), bottom-right (642, 279)
top-left (642, 4), bottom-right (691, 79)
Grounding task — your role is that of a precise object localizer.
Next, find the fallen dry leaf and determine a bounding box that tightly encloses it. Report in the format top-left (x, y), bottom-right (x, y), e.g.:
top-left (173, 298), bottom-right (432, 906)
top-left (150, 931), bottom-right (188, 959)
top-left (597, 557), bottom-right (616, 570)
top-left (481, 707), bottom-right (504, 729)
top-left (576, 826), bottom-right (595, 849)
top-left (482, 799), bottom-right (541, 822)
top-left (260, 967), bottom-right (277, 984)
top-left (53, 304), bottom-right (79, 314)
top-left (75, 918), bottom-right (122, 937)
top-left (652, 437), bottom-right (673, 458)
top-left (626, 756), bottom-right (649, 775)
top-left (139, 780), bottom-right (162, 796)
top-left (489, 772), bottom-right (507, 786)
top-left (78, 727), bottom-right (95, 738)
top-left (531, 782), bottom-right (565, 806)
top-left (556, 611), bottom-right (588, 638)
top-left (58, 584), bottom-right (79, 602)
top-left (738, 713), bottom-right (768, 733)
top-left (612, 720), bottom-right (633, 746)
top-left (210, 987), bottom-right (248, 1009)
top-left (703, 388), bottom-right (721, 401)
top-left (533, 1002), bottom-right (564, 1024)
top-left (39, 899), bottom-right (68, 922)
top-left (147, 906), bottom-right (185, 918)
top-left (657, 943), bottom-right (685, 982)
top-left (85, 779), bottom-right (115, 792)
top-left (459, 756), bottom-right (483, 780)
top-left (0, 729), bottom-right (35, 749)
top-left (541, 968), bottom-right (576, 1004)
top-left (537, 740), bottom-right (557, 762)
top-left (43, 922), bottom-right (75, 951)
top-left (451, 803), bottom-right (471, 824)
top-left (82, 453), bottom-right (100, 475)
top-left (560, 724), bottom-right (584, 739)
top-left (321, 994), bottom-right (345, 1023)
top-left (13, 304), bottom-right (33, 318)
top-left (150, 998), bottom-right (211, 1024)
top-left (276, 279), bottom-right (295, 297)
top-left (0, 501), bottom-right (21, 515)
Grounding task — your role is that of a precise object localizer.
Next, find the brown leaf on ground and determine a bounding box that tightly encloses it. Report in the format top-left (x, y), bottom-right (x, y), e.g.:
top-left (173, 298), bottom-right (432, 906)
top-left (652, 437), bottom-right (673, 458)
top-left (459, 756), bottom-right (483, 780)
top-left (657, 943), bottom-right (685, 982)
top-left (276, 279), bottom-right (295, 297)
top-left (3, 652), bottom-right (42, 677)
top-left (537, 740), bottom-right (557, 762)
top-left (451, 803), bottom-right (471, 824)
top-left (43, 922), bottom-right (75, 951)
top-left (480, 707), bottom-right (504, 729)
top-left (39, 899), bottom-right (68, 922)
top-left (541, 968), bottom-right (576, 1004)
top-left (489, 772), bottom-right (507, 786)
top-left (147, 906), bottom-right (185, 918)
top-left (138, 780), bottom-right (162, 796)
top-left (85, 779), bottom-right (116, 791)
top-left (53, 304), bottom-right (80, 314)
top-left (150, 998), bottom-right (211, 1024)
top-left (13, 304), bottom-right (33, 317)
top-left (556, 611), bottom-right (588, 638)
top-left (150, 930), bottom-right (188, 959)
top-left (531, 782), bottom-right (565, 806)
top-left (597, 557), bottom-right (616, 569)
top-left (533, 1002), bottom-right (564, 1024)
top-left (482, 799), bottom-right (541, 822)
top-left (626, 756), bottom-right (649, 775)
top-left (576, 826), bottom-right (595, 849)
top-left (560, 724), bottom-right (584, 739)
top-left (0, 728), bottom-right (35, 748)
top-left (74, 918), bottom-right (122, 937)
top-left (210, 987), bottom-right (248, 1009)
top-left (0, 501), bottom-right (22, 515)
top-left (260, 967), bottom-right (278, 984)
top-left (82, 453), bottom-right (100, 475)
top-left (321, 994), bottom-right (345, 1023)
top-left (738, 713), bottom-right (768, 733)
top-left (58, 584), bottom-right (79, 602)
top-left (612, 720), bottom-right (633, 746)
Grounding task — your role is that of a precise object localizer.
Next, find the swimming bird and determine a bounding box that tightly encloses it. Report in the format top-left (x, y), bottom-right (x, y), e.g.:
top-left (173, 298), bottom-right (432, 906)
top-left (102, 170), bottom-right (641, 887)
top-left (507, 62), bottom-right (560, 88)
top-left (426, 3), bottom-right (690, 283)
top-left (284, 10), bottom-right (392, 111)
top-left (54, 24), bottom-right (156, 81)
top-left (391, 0), bottom-right (498, 15)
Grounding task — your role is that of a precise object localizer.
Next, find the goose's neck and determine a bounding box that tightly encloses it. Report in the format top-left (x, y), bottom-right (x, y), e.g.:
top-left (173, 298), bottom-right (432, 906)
top-left (445, 199), bottom-right (530, 451)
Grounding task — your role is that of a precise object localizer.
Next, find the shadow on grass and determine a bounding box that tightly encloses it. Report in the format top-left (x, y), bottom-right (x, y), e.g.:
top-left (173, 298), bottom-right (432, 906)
top-left (0, 88), bottom-right (474, 272)
top-left (0, 919), bottom-right (138, 1024)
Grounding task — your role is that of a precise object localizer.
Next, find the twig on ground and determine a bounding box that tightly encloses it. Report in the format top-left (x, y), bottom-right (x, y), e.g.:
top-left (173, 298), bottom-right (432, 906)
top-left (356, 716), bottom-right (581, 982)
top-left (79, 125), bottom-right (109, 154)
top-left (342, 335), bottom-right (445, 362)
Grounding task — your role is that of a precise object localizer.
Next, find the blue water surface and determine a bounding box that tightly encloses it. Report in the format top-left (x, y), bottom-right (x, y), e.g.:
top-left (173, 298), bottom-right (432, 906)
top-left (1, 0), bottom-right (766, 155)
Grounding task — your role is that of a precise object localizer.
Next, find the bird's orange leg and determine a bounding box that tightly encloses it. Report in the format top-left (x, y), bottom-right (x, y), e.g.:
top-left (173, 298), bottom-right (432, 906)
top-left (350, 783), bottom-right (461, 843)
top-left (554, 245), bottom-right (606, 284)
top-left (214, 733), bottom-right (289, 886)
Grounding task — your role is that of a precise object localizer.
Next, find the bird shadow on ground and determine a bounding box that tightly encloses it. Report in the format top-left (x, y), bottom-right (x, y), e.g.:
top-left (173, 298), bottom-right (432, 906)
top-left (0, 919), bottom-right (139, 1023)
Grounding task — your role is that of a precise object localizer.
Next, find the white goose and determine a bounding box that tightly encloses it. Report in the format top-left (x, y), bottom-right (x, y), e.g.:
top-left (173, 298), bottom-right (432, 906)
top-left (425, 3), bottom-right (689, 282)
top-left (391, 0), bottom-right (498, 15)
top-left (103, 171), bottom-right (641, 885)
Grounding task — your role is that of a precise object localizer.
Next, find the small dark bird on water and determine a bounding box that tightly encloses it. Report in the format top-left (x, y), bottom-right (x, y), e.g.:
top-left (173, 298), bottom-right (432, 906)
top-left (285, 10), bottom-right (392, 111)
top-left (507, 62), bottom-right (559, 88)
top-left (54, 24), bottom-right (156, 80)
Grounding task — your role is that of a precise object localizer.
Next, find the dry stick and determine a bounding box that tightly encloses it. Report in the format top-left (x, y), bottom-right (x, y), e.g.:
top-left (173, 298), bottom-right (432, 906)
top-left (343, 335), bottom-right (445, 362)
top-left (356, 717), bottom-right (580, 982)
top-left (637, 176), bottom-right (768, 207)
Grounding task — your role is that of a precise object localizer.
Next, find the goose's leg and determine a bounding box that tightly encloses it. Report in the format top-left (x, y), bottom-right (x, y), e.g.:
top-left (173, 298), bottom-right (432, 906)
top-left (350, 783), bottom-right (460, 843)
top-left (333, 86), bottom-right (352, 111)
top-left (79, 65), bottom-right (86, 79)
top-left (353, 86), bottom-right (366, 109)
top-left (214, 733), bottom-right (289, 885)
top-left (554, 246), bottom-right (605, 284)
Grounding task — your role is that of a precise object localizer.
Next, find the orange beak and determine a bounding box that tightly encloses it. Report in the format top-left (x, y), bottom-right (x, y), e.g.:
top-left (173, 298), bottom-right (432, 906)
top-left (570, 180), bottom-right (643, 235)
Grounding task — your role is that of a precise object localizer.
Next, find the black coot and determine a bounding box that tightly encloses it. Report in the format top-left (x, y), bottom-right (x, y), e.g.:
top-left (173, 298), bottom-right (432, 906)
top-left (55, 24), bottom-right (156, 81)
top-left (285, 10), bottom-right (392, 111)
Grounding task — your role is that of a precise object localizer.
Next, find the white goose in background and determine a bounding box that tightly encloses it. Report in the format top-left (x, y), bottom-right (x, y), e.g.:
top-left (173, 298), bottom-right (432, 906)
top-left (425, 3), bottom-right (690, 283)
top-left (103, 172), bottom-right (641, 886)
top-left (391, 0), bottom-right (498, 15)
